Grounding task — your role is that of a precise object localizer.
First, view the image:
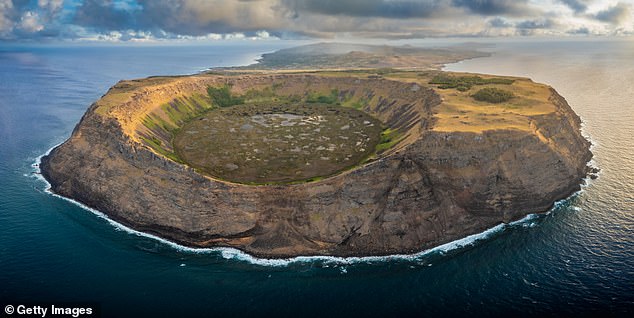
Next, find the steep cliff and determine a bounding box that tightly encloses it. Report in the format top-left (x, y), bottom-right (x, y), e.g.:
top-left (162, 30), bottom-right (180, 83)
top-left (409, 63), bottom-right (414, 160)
top-left (40, 72), bottom-right (592, 258)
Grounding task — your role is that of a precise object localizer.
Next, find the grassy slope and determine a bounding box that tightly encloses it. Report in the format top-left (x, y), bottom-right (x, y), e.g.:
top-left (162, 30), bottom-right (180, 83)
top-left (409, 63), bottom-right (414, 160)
top-left (383, 70), bottom-right (556, 133)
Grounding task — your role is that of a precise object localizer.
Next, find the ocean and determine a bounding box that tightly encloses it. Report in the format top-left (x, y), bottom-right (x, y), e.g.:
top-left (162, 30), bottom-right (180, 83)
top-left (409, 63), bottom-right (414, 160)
top-left (0, 39), bottom-right (632, 317)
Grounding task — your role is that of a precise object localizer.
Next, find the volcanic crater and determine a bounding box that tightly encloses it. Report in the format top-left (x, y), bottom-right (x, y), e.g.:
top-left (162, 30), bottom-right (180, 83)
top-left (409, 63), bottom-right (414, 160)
top-left (40, 71), bottom-right (592, 257)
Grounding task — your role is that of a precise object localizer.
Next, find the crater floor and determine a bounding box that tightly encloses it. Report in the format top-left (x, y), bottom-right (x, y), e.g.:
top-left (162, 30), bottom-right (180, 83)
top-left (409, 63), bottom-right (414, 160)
top-left (173, 102), bottom-right (382, 184)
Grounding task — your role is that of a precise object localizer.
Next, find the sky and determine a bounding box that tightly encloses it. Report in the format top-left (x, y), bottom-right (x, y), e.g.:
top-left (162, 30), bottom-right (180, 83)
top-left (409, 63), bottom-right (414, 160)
top-left (1, 0), bottom-right (633, 42)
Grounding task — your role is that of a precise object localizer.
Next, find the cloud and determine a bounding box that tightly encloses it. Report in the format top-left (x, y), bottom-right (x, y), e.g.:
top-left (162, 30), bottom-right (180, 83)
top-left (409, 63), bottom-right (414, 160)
top-left (592, 2), bottom-right (631, 25)
top-left (74, 0), bottom-right (136, 30)
top-left (559, 0), bottom-right (590, 13)
top-left (487, 16), bottom-right (559, 36)
top-left (0, 0), bottom-right (15, 37)
top-left (452, 0), bottom-right (534, 16)
top-left (283, 0), bottom-right (536, 19)
top-left (516, 18), bottom-right (556, 29)
top-left (283, 0), bottom-right (447, 19)
top-left (74, 0), bottom-right (285, 37)
top-left (1, 0), bottom-right (633, 41)
top-left (37, 0), bottom-right (63, 15)
top-left (17, 11), bottom-right (44, 32)
top-left (488, 16), bottom-right (513, 28)
top-left (567, 26), bottom-right (591, 34)
top-left (0, 0), bottom-right (66, 39)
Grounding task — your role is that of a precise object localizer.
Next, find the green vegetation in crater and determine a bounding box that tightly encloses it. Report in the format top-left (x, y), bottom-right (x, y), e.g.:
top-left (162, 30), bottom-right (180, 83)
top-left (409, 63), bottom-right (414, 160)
top-left (173, 102), bottom-right (383, 184)
top-left (138, 83), bottom-right (406, 184)
top-left (304, 88), bottom-right (369, 110)
top-left (472, 87), bottom-right (515, 103)
top-left (242, 86), bottom-right (279, 103)
top-left (306, 89), bottom-right (340, 104)
top-left (375, 128), bottom-right (403, 154)
top-left (429, 74), bottom-right (514, 91)
top-left (140, 93), bottom-right (213, 162)
top-left (341, 96), bottom-right (367, 110)
top-left (207, 85), bottom-right (245, 107)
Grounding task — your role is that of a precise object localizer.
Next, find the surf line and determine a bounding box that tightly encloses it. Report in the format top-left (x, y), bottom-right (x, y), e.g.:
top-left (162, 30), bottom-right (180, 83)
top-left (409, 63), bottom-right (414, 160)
top-left (31, 143), bottom-right (586, 267)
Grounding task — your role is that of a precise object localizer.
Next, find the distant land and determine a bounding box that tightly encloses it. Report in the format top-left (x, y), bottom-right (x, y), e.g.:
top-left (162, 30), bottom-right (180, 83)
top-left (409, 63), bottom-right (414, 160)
top-left (226, 42), bottom-right (489, 71)
top-left (40, 43), bottom-right (592, 258)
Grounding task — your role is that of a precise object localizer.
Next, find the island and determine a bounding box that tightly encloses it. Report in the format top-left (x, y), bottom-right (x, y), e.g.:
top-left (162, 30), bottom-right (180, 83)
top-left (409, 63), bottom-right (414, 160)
top-left (40, 44), bottom-right (592, 258)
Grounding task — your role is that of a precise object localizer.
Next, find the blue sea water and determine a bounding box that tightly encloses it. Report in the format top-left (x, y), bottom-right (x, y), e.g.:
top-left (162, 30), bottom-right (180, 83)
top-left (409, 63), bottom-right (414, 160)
top-left (0, 39), bottom-right (632, 317)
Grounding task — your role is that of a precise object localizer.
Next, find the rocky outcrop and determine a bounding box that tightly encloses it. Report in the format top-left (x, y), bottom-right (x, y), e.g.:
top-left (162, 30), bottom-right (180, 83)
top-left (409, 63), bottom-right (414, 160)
top-left (40, 74), bottom-right (592, 258)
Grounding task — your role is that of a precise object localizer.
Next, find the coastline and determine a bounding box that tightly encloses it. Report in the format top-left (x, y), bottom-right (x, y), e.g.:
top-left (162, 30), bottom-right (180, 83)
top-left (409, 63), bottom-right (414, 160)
top-left (442, 52), bottom-right (600, 183)
top-left (6, 40), bottom-right (631, 317)
top-left (33, 48), bottom-right (595, 264)
top-left (32, 142), bottom-right (592, 266)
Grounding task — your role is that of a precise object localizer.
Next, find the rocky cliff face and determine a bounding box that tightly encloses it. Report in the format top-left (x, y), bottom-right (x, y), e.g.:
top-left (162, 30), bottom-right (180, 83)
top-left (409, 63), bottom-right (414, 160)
top-left (40, 74), bottom-right (592, 258)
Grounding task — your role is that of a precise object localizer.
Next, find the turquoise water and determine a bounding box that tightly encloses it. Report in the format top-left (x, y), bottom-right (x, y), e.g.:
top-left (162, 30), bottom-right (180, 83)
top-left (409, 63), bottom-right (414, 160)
top-left (1, 40), bottom-right (632, 317)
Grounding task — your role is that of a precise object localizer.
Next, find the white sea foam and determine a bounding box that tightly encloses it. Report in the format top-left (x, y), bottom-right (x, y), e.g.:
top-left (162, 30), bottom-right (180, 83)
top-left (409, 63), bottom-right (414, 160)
top-left (509, 213), bottom-right (539, 225)
top-left (31, 143), bottom-right (585, 267)
top-left (508, 213), bottom-right (540, 228)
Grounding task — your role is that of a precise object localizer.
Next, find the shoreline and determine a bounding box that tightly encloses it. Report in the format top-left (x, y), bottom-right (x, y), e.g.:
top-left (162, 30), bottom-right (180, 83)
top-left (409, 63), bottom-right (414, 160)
top-left (32, 50), bottom-right (596, 265)
top-left (32, 142), bottom-right (592, 267)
